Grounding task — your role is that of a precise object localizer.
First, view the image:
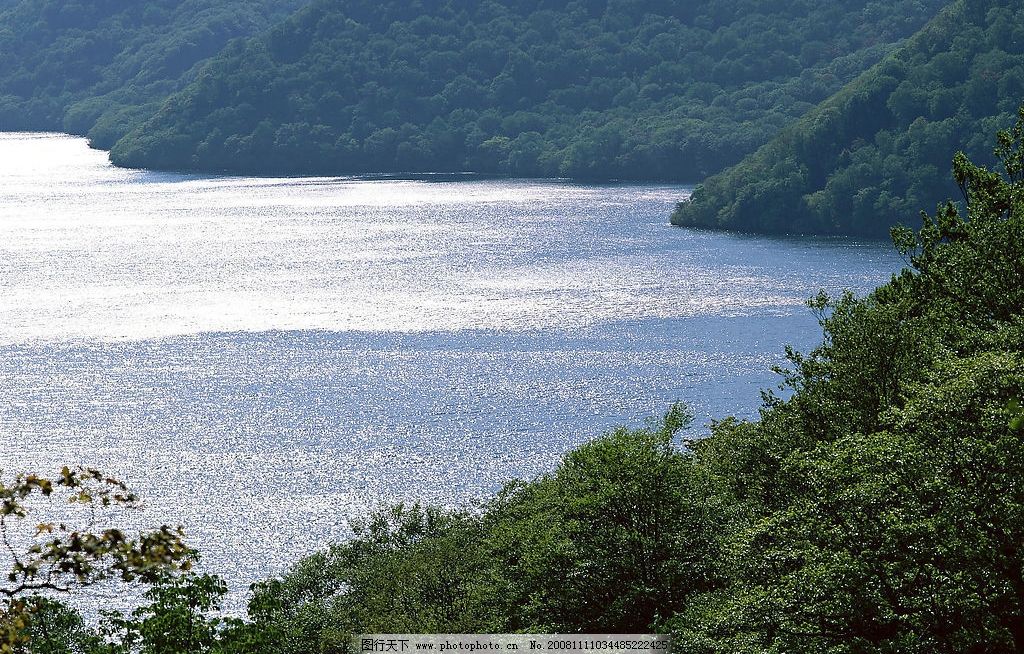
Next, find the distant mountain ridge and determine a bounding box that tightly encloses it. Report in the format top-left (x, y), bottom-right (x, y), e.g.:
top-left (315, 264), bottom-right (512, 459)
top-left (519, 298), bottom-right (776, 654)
top-left (0, 0), bottom-right (304, 148)
top-left (106, 0), bottom-right (946, 179)
top-left (672, 0), bottom-right (1024, 236)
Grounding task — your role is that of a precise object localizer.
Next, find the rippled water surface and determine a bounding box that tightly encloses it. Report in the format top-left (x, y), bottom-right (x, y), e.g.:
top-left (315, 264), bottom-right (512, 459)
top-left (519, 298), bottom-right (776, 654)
top-left (0, 133), bottom-right (903, 606)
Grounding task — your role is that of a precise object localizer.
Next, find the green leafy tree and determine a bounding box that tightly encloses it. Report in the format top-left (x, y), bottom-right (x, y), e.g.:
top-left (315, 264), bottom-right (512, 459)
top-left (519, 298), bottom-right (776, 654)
top-left (93, 571), bottom-right (287, 654)
top-left (478, 404), bottom-right (723, 633)
top-left (245, 406), bottom-right (729, 646)
top-left (0, 467), bottom-right (194, 652)
top-left (672, 104), bottom-right (1024, 652)
top-left (17, 599), bottom-right (99, 654)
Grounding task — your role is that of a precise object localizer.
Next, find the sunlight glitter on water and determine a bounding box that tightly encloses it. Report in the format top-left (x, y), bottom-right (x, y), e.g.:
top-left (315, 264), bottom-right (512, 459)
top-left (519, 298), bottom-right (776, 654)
top-left (0, 133), bottom-right (893, 343)
top-left (0, 133), bottom-right (904, 610)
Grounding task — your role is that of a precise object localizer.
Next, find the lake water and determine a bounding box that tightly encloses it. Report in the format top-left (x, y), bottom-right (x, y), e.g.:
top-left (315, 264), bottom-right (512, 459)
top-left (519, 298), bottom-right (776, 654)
top-left (0, 132), bottom-right (903, 608)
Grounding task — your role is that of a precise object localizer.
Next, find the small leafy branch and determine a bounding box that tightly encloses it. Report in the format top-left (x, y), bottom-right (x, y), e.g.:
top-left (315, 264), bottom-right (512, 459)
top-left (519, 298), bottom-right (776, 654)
top-left (0, 467), bottom-right (194, 652)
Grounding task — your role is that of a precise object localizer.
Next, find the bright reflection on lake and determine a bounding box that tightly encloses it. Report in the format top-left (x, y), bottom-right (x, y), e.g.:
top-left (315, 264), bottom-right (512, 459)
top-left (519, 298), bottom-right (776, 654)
top-left (0, 133), bottom-right (903, 608)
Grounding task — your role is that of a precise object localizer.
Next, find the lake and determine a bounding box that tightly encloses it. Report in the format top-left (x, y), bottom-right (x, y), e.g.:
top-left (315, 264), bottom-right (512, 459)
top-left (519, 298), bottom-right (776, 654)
top-left (0, 132), bottom-right (902, 608)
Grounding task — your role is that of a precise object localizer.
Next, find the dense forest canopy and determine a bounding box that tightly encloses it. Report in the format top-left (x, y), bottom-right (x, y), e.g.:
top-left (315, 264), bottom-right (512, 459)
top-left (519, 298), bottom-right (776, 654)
top-left (0, 0), bottom-right (303, 148)
top-left (107, 0), bottom-right (946, 178)
top-left (672, 0), bottom-right (1024, 236)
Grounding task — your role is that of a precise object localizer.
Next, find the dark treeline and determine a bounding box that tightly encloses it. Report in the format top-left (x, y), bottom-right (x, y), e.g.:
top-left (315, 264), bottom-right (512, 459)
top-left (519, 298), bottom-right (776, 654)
top-left (673, 0), bottom-right (1024, 236)
top-left (0, 0), bottom-right (303, 148)
top-left (6, 0), bottom-right (1022, 237)
top-left (108, 0), bottom-right (945, 178)
top-left (9, 113), bottom-right (1024, 654)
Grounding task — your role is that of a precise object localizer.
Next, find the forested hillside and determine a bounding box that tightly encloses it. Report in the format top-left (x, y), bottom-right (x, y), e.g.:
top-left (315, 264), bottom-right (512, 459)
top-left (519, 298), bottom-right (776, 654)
top-left (108, 0), bottom-right (946, 178)
top-left (672, 0), bottom-right (1024, 236)
top-left (0, 0), bottom-right (303, 148)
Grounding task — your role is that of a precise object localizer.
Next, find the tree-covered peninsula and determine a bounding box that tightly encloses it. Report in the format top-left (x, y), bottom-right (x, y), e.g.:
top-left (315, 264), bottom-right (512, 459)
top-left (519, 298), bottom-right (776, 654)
top-left (672, 0), bottom-right (1024, 236)
top-left (0, 0), bottom-right (303, 148)
top-left (107, 0), bottom-right (945, 179)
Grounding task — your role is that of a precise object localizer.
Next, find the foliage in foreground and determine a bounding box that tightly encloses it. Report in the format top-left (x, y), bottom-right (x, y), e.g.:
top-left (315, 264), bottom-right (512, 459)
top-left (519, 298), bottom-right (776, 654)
top-left (247, 107), bottom-right (1024, 652)
top-left (0, 467), bottom-right (193, 653)
top-left (10, 113), bottom-right (1024, 652)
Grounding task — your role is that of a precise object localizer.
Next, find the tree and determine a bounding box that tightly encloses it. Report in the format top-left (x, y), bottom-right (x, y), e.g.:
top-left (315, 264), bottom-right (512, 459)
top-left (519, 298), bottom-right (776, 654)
top-left (672, 104), bottom-right (1024, 653)
top-left (0, 467), bottom-right (194, 652)
top-left (95, 572), bottom-right (250, 654)
top-left (479, 404), bottom-right (723, 633)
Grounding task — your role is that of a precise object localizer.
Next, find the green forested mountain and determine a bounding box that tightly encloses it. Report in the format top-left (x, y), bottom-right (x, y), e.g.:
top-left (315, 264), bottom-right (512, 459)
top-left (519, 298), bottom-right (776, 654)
top-left (108, 0), bottom-right (946, 178)
top-left (0, 0), bottom-right (303, 148)
top-left (672, 0), bottom-right (1024, 236)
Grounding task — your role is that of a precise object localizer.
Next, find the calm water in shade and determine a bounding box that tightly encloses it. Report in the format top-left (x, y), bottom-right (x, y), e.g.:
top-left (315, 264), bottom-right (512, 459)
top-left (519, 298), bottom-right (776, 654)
top-left (0, 133), bottom-right (903, 608)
